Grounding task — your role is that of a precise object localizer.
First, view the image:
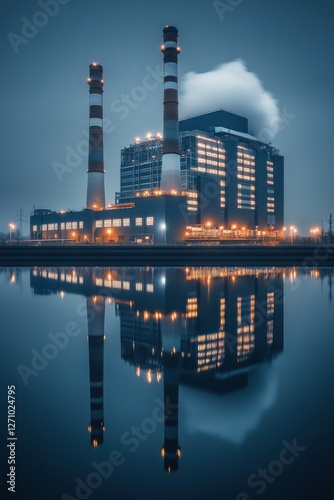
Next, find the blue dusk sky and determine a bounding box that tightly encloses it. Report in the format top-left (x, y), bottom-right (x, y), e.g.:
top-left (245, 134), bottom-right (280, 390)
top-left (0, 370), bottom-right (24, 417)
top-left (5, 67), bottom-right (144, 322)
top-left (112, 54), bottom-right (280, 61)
top-left (0, 0), bottom-right (333, 235)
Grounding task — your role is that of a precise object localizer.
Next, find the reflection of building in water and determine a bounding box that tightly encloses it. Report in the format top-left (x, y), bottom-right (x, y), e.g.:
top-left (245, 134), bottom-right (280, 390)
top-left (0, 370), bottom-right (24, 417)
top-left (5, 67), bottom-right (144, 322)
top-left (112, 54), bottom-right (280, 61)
top-left (30, 266), bottom-right (284, 469)
top-left (87, 296), bottom-right (106, 447)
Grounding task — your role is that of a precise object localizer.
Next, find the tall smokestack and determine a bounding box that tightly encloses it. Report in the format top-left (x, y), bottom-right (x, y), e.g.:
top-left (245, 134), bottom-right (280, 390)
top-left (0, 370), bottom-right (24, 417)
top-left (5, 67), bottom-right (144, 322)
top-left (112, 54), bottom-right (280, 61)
top-left (86, 63), bottom-right (105, 210)
top-left (160, 26), bottom-right (181, 192)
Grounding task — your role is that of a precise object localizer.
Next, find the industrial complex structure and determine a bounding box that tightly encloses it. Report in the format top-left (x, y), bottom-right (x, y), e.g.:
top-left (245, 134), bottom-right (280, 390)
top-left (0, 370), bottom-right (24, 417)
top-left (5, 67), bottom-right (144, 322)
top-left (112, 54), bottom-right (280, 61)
top-left (30, 26), bottom-right (284, 244)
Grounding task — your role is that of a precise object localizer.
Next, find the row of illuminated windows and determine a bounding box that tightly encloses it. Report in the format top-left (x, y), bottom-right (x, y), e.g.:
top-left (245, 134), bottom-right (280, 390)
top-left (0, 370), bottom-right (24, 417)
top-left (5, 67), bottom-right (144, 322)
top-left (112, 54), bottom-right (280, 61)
top-left (95, 277), bottom-right (154, 293)
top-left (96, 217), bottom-right (154, 229)
top-left (237, 166), bottom-right (256, 174)
top-left (38, 221), bottom-right (84, 232)
top-left (237, 174), bottom-right (256, 181)
top-left (197, 149), bottom-right (226, 159)
top-left (238, 183), bottom-right (255, 190)
top-left (238, 205), bottom-right (255, 210)
top-left (35, 269), bottom-right (84, 285)
top-left (197, 332), bottom-right (224, 342)
top-left (197, 158), bottom-right (226, 167)
top-left (186, 191), bottom-right (198, 198)
top-left (238, 159), bottom-right (255, 166)
top-left (237, 199), bottom-right (256, 205)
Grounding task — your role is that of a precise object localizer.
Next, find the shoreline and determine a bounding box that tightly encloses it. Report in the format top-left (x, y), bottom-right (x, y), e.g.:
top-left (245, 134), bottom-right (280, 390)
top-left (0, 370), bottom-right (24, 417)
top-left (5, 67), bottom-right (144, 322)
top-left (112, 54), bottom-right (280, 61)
top-left (1, 244), bottom-right (333, 267)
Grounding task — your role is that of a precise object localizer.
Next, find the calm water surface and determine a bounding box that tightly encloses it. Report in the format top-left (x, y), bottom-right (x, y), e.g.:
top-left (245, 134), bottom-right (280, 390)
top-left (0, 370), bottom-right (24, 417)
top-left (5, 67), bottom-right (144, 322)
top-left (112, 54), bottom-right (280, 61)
top-left (0, 267), bottom-right (333, 500)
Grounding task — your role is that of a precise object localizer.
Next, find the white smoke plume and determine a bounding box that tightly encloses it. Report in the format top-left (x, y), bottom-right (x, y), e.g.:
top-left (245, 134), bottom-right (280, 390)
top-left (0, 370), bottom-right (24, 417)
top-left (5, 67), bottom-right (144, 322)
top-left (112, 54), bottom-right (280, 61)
top-left (180, 60), bottom-right (281, 142)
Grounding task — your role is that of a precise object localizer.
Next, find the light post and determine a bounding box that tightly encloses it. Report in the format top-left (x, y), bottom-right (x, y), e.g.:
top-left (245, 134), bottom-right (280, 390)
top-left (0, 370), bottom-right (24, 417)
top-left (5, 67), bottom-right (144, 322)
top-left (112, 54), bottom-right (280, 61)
top-left (160, 222), bottom-right (166, 245)
top-left (9, 223), bottom-right (15, 242)
top-left (290, 226), bottom-right (297, 244)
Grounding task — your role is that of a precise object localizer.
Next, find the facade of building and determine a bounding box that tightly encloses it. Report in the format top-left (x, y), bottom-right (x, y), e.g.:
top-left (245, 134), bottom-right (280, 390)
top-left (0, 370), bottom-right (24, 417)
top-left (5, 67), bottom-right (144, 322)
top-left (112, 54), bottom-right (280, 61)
top-left (116, 110), bottom-right (284, 231)
top-left (30, 195), bottom-right (186, 244)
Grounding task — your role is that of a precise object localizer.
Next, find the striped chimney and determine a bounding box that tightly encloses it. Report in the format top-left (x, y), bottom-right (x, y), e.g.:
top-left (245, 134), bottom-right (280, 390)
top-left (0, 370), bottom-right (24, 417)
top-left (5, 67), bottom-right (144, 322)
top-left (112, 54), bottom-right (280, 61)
top-left (160, 26), bottom-right (181, 193)
top-left (86, 63), bottom-right (105, 210)
top-left (87, 296), bottom-right (105, 447)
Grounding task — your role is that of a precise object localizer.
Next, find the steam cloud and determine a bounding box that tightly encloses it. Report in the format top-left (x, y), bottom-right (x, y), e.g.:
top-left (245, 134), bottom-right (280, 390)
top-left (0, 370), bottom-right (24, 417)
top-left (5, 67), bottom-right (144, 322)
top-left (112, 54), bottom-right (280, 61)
top-left (180, 60), bottom-right (281, 142)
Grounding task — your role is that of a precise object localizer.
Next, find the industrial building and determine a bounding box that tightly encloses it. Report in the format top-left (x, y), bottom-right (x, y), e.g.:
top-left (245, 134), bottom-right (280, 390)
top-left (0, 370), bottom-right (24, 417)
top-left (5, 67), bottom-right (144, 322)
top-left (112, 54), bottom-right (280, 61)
top-left (117, 109), bottom-right (284, 230)
top-left (30, 25), bottom-right (284, 244)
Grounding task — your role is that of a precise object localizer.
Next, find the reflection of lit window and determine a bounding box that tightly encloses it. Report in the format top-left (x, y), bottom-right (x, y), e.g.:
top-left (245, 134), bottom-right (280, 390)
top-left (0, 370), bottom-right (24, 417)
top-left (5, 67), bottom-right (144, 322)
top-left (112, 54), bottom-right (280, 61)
top-left (135, 283), bottom-right (142, 291)
top-left (267, 320), bottom-right (274, 344)
top-left (123, 281), bottom-right (130, 290)
top-left (146, 284), bottom-right (154, 293)
top-left (146, 217), bottom-right (154, 226)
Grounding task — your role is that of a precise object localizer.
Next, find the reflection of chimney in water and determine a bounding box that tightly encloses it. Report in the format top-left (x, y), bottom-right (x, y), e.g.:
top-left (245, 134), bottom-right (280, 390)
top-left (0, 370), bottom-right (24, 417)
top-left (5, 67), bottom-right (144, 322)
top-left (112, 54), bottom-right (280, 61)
top-left (160, 26), bottom-right (181, 193)
top-left (87, 296), bottom-right (106, 447)
top-left (160, 313), bottom-right (181, 473)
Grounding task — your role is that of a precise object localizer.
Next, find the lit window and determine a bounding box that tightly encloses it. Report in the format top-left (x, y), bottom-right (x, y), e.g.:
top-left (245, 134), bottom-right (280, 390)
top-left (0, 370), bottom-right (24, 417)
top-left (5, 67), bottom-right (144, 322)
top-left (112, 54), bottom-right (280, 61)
top-left (65, 222), bottom-right (71, 229)
top-left (32, 225), bottom-right (37, 232)
top-left (135, 218), bottom-right (143, 226)
top-left (60, 223), bottom-right (65, 230)
top-left (72, 221), bottom-right (78, 229)
top-left (79, 221), bottom-right (83, 229)
top-left (104, 219), bottom-right (111, 227)
top-left (42, 224), bottom-right (47, 231)
top-left (146, 284), bottom-right (154, 293)
top-left (135, 283), bottom-right (143, 291)
top-left (123, 281), bottom-right (130, 290)
top-left (123, 218), bottom-right (130, 226)
top-left (95, 220), bottom-right (103, 228)
top-left (146, 217), bottom-right (154, 226)
top-left (112, 219), bottom-right (121, 227)
top-left (48, 224), bottom-right (54, 230)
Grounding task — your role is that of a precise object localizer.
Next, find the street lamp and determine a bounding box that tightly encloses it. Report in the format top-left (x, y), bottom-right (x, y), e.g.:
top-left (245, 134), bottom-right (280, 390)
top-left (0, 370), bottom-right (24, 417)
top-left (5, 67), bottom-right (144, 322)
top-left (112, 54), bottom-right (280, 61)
top-left (160, 222), bottom-right (166, 244)
top-left (290, 226), bottom-right (297, 244)
top-left (9, 223), bottom-right (15, 242)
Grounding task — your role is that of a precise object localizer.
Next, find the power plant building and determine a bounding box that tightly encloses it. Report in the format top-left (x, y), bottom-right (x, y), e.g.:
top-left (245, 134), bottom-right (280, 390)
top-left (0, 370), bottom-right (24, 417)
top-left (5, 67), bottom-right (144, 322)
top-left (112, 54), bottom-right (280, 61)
top-left (30, 26), bottom-right (284, 244)
top-left (117, 109), bottom-right (284, 230)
